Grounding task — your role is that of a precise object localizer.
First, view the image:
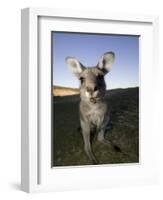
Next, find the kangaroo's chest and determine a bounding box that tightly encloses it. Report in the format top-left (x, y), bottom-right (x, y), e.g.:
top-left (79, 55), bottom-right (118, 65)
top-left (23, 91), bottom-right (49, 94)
top-left (84, 103), bottom-right (107, 127)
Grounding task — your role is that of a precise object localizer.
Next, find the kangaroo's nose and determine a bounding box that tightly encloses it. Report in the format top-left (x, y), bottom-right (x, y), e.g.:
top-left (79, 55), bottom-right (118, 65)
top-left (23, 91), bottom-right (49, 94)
top-left (86, 86), bottom-right (98, 93)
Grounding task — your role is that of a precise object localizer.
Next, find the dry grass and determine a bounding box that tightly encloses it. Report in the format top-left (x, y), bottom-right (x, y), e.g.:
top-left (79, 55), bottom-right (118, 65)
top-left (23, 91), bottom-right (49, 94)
top-left (53, 85), bottom-right (79, 96)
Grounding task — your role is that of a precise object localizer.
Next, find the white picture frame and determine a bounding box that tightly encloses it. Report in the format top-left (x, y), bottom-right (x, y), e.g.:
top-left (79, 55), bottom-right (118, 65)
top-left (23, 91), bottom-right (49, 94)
top-left (21, 7), bottom-right (159, 193)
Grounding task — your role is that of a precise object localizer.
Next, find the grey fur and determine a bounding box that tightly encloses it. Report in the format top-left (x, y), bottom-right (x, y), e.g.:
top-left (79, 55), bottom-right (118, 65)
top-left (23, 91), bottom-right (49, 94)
top-left (66, 52), bottom-right (115, 164)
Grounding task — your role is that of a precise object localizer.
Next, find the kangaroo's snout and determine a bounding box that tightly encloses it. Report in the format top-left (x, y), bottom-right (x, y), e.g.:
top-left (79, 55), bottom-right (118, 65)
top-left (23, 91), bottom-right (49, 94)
top-left (86, 85), bottom-right (98, 93)
top-left (84, 76), bottom-right (100, 103)
top-left (86, 83), bottom-right (99, 104)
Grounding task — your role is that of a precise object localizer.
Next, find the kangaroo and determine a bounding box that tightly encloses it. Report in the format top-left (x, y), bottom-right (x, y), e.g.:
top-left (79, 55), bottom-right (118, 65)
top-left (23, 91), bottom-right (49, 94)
top-left (66, 52), bottom-right (116, 164)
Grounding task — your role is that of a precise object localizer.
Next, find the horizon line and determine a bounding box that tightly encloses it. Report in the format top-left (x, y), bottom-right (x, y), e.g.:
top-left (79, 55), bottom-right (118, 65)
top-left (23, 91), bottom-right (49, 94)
top-left (53, 84), bottom-right (139, 90)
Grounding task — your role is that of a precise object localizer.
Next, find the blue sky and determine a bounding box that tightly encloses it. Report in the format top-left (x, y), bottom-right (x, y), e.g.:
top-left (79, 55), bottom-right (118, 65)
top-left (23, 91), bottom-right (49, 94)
top-left (52, 32), bottom-right (139, 89)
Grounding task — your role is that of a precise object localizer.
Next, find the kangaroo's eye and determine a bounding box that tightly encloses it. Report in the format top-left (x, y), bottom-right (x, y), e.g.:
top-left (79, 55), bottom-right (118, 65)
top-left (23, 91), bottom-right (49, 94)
top-left (79, 77), bottom-right (85, 84)
top-left (97, 75), bottom-right (104, 80)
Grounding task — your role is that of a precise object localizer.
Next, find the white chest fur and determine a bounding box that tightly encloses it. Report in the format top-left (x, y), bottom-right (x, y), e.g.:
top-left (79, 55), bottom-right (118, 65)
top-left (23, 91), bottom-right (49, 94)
top-left (86, 103), bottom-right (106, 127)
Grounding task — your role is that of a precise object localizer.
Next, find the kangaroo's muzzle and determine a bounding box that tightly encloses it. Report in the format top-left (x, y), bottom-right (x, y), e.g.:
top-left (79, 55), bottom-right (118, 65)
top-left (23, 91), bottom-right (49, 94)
top-left (90, 97), bottom-right (96, 104)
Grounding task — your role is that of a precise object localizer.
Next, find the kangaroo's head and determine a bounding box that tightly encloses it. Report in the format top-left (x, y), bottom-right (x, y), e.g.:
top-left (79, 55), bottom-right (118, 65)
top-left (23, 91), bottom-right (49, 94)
top-left (66, 52), bottom-right (115, 103)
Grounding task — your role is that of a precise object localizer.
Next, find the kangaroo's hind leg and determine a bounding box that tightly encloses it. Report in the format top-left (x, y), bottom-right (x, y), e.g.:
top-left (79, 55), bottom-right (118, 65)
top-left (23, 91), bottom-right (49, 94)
top-left (97, 128), bottom-right (111, 145)
top-left (97, 128), bottom-right (121, 152)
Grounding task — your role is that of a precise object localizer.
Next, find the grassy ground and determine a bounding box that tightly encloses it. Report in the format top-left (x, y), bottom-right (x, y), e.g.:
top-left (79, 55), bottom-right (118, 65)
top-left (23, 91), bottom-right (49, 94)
top-left (52, 87), bottom-right (139, 166)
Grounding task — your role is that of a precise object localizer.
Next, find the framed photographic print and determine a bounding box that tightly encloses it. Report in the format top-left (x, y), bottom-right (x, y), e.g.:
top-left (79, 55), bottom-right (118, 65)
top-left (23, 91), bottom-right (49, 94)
top-left (21, 8), bottom-right (159, 192)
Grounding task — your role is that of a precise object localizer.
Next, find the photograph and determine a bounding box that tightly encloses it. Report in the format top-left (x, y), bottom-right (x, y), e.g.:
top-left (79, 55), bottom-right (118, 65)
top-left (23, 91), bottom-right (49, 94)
top-left (52, 32), bottom-right (139, 167)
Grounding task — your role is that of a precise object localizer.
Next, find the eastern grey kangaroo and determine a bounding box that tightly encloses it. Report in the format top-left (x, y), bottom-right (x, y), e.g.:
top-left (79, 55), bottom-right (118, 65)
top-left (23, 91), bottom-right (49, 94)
top-left (66, 52), bottom-right (117, 164)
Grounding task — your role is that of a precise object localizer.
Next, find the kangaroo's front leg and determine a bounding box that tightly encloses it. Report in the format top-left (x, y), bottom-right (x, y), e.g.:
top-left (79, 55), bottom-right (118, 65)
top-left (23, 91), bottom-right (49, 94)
top-left (97, 114), bottom-right (110, 145)
top-left (80, 121), bottom-right (98, 164)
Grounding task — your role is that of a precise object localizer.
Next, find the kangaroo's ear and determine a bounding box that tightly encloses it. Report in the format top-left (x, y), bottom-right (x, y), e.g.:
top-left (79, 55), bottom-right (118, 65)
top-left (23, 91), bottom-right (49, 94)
top-left (97, 52), bottom-right (115, 73)
top-left (65, 57), bottom-right (85, 78)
